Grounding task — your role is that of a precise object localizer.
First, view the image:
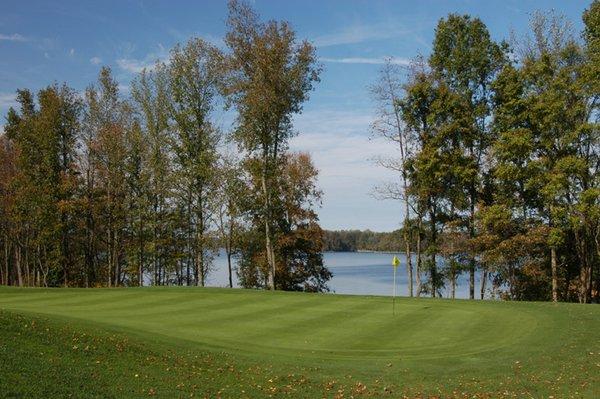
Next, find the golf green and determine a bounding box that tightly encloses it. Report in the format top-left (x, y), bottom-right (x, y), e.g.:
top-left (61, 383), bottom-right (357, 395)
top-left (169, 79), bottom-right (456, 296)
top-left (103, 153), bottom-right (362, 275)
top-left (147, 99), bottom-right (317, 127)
top-left (1, 287), bottom-right (598, 397)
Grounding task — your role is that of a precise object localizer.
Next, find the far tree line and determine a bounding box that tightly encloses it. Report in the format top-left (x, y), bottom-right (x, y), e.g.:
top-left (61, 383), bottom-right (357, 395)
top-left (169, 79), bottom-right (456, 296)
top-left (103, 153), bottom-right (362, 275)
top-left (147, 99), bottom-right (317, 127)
top-left (0, 0), bottom-right (331, 292)
top-left (323, 230), bottom-right (404, 252)
top-left (372, 3), bottom-right (599, 303)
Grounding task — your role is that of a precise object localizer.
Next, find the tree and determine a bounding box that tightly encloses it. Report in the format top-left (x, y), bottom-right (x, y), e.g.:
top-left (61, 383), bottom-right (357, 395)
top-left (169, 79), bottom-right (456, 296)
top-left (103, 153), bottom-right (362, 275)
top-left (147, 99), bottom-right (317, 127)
top-left (238, 152), bottom-right (331, 292)
top-left (371, 58), bottom-right (415, 297)
top-left (224, 0), bottom-right (320, 290)
top-left (0, 134), bottom-right (17, 285)
top-left (131, 63), bottom-right (173, 286)
top-left (85, 67), bottom-right (132, 287)
top-left (215, 155), bottom-right (245, 288)
top-left (168, 38), bottom-right (224, 287)
top-left (581, 0), bottom-right (600, 302)
top-left (488, 9), bottom-right (599, 303)
top-left (429, 14), bottom-right (506, 299)
top-left (4, 85), bottom-right (81, 287)
top-left (400, 64), bottom-right (462, 297)
top-left (123, 120), bottom-right (150, 286)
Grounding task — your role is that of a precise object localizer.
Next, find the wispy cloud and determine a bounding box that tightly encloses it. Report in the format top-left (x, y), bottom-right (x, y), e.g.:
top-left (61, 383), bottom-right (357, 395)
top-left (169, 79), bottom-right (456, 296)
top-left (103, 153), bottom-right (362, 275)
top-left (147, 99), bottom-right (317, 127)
top-left (0, 92), bottom-right (17, 109)
top-left (90, 56), bottom-right (102, 65)
top-left (117, 84), bottom-right (130, 95)
top-left (167, 29), bottom-right (226, 49)
top-left (0, 33), bottom-right (27, 42)
top-left (116, 58), bottom-right (154, 74)
top-left (291, 108), bottom-right (396, 184)
top-left (320, 57), bottom-right (410, 66)
top-left (290, 108), bottom-right (401, 230)
top-left (313, 21), bottom-right (411, 48)
top-left (116, 44), bottom-right (169, 74)
top-left (69, 48), bottom-right (75, 56)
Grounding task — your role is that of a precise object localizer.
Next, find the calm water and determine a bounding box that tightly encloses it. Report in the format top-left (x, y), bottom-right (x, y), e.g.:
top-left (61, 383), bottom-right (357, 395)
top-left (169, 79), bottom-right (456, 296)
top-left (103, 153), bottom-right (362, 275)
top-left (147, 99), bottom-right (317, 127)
top-left (207, 251), bottom-right (482, 299)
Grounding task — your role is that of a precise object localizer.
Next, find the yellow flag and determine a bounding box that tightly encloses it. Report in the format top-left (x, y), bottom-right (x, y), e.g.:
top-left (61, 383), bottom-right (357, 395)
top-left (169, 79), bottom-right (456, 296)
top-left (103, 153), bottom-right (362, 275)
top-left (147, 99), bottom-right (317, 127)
top-left (392, 256), bottom-right (400, 267)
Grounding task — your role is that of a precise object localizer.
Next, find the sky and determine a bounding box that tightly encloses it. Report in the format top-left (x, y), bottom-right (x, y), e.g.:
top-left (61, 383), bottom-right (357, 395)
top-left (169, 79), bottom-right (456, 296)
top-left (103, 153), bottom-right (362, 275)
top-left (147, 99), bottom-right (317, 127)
top-left (0, 0), bottom-right (593, 231)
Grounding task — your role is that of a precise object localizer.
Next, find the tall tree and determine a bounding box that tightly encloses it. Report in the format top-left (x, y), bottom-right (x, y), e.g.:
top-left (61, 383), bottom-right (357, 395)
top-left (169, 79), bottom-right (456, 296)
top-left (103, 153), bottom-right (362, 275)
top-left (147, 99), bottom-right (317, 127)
top-left (400, 64), bottom-right (460, 297)
top-left (429, 14), bottom-right (506, 299)
top-left (224, 0), bottom-right (320, 290)
top-left (168, 38), bottom-right (223, 287)
top-left (132, 63), bottom-right (173, 286)
top-left (0, 135), bottom-right (17, 286)
top-left (238, 152), bottom-right (331, 292)
top-left (4, 85), bottom-right (81, 287)
top-left (123, 120), bottom-right (150, 286)
top-left (371, 58), bottom-right (415, 297)
top-left (83, 67), bottom-right (133, 287)
top-left (216, 155), bottom-right (245, 288)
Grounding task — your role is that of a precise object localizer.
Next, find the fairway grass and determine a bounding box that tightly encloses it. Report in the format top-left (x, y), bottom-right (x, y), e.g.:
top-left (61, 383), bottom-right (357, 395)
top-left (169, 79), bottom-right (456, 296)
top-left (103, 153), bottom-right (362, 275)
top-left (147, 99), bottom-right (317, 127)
top-left (0, 287), bottom-right (598, 398)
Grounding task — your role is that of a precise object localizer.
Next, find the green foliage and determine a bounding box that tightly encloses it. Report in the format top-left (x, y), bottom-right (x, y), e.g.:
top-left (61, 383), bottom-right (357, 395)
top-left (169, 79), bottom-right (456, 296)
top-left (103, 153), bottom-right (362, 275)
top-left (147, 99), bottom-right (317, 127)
top-left (224, 0), bottom-right (322, 290)
top-left (380, 6), bottom-right (600, 302)
top-left (237, 153), bottom-right (331, 292)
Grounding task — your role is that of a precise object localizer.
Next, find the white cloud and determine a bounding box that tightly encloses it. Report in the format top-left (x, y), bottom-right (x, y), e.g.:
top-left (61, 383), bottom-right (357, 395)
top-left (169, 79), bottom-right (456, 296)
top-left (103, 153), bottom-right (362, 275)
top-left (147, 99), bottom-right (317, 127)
top-left (116, 44), bottom-right (169, 74)
top-left (313, 22), bottom-right (411, 48)
top-left (291, 109), bottom-right (395, 181)
top-left (290, 108), bottom-right (402, 230)
top-left (90, 56), bottom-right (102, 65)
top-left (320, 57), bottom-right (410, 66)
top-left (116, 58), bottom-right (153, 74)
top-left (201, 33), bottom-right (226, 49)
top-left (117, 83), bottom-right (130, 95)
top-left (167, 29), bottom-right (226, 49)
top-left (0, 33), bottom-right (27, 42)
top-left (69, 48), bottom-right (75, 56)
top-left (0, 92), bottom-right (17, 109)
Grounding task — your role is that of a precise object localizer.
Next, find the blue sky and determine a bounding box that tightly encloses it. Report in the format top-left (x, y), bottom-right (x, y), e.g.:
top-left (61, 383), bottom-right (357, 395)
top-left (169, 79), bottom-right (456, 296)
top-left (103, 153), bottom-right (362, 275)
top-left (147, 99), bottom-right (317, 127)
top-left (0, 0), bottom-right (592, 231)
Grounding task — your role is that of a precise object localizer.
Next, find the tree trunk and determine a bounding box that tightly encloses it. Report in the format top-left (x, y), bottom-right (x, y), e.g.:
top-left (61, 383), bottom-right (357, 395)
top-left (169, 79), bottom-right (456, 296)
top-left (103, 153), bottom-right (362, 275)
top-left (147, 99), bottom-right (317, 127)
top-left (197, 245), bottom-right (205, 287)
top-left (551, 247), bottom-right (558, 302)
top-left (450, 268), bottom-right (456, 299)
top-left (574, 226), bottom-right (593, 304)
top-left (227, 248), bottom-right (233, 288)
top-left (261, 168), bottom-right (276, 290)
top-left (227, 212), bottom-right (234, 288)
top-left (138, 214), bottom-right (144, 287)
top-left (404, 200), bottom-right (413, 297)
top-left (153, 200), bottom-right (159, 286)
top-left (579, 264), bottom-right (592, 304)
top-left (186, 199), bottom-right (192, 287)
top-left (431, 253), bottom-right (437, 298)
top-left (197, 200), bottom-right (206, 287)
top-left (428, 206), bottom-right (437, 298)
top-left (469, 193), bottom-right (476, 300)
top-left (107, 227), bottom-right (112, 288)
top-left (3, 236), bottom-right (8, 286)
top-left (16, 245), bottom-right (22, 287)
top-left (415, 217), bottom-right (422, 298)
top-left (24, 245), bottom-right (30, 287)
top-left (480, 270), bottom-right (487, 300)
top-left (114, 229), bottom-right (120, 287)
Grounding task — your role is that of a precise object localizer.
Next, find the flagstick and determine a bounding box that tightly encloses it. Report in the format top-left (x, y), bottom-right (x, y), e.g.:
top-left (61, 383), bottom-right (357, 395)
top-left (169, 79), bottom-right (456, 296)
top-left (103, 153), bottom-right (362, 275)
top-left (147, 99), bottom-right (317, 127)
top-left (393, 264), bottom-right (396, 316)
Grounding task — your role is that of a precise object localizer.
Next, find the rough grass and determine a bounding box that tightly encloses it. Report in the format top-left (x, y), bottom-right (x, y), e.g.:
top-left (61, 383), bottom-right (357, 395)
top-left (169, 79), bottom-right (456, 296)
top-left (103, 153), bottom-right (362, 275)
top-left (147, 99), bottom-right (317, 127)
top-left (0, 286), bottom-right (598, 398)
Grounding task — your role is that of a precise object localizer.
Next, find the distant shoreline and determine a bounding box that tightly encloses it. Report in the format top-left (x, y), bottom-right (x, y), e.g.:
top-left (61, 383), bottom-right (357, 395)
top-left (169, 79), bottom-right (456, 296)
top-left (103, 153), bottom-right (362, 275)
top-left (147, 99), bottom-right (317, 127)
top-left (325, 250), bottom-right (402, 254)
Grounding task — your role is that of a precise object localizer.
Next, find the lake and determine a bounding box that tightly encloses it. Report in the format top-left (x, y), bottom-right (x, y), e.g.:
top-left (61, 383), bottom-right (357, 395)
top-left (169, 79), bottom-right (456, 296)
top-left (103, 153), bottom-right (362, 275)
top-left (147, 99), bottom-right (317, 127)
top-left (207, 251), bottom-right (484, 299)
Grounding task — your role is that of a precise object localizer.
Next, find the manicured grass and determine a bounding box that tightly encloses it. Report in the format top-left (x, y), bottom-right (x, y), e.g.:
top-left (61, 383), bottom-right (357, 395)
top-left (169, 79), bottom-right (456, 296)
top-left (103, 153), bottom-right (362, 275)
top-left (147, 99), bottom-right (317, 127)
top-left (0, 287), bottom-right (599, 398)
